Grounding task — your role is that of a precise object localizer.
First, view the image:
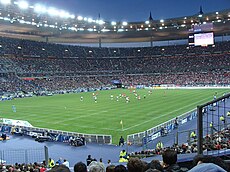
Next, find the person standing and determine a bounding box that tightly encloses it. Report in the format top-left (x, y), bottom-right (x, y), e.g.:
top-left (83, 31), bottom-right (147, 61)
top-left (119, 136), bottom-right (124, 146)
top-left (86, 155), bottom-right (93, 166)
top-left (63, 159), bottom-right (70, 168)
top-left (162, 149), bottom-right (188, 172)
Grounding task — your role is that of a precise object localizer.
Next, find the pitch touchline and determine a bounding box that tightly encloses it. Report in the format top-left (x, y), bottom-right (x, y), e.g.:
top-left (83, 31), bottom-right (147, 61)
top-left (122, 96), bottom-right (212, 131)
top-left (38, 119), bottom-right (120, 131)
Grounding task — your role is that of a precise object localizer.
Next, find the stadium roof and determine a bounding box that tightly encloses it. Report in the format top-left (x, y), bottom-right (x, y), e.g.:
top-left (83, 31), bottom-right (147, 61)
top-left (0, 1), bottom-right (230, 43)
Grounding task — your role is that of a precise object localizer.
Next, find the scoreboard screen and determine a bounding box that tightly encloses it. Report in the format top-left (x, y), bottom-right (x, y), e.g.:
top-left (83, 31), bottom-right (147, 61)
top-left (188, 23), bottom-right (214, 46)
top-left (194, 32), bottom-right (214, 46)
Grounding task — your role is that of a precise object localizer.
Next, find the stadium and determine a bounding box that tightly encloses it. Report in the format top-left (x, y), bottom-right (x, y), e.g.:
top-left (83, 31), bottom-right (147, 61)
top-left (0, 0), bottom-right (230, 171)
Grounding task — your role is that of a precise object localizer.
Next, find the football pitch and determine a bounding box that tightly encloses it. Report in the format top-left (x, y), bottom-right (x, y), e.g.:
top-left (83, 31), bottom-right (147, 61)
top-left (0, 88), bottom-right (229, 143)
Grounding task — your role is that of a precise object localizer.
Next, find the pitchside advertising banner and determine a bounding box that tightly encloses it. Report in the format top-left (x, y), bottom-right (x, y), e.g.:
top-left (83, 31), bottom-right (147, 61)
top-left (144, 111), bottom-right (197, 144)
top-left (0, 118), bottom-right (33, 127)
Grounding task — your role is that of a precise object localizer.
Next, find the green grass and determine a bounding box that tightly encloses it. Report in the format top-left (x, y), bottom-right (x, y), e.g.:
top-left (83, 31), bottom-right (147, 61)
top-left (0, 88), bottom-right (229, 143)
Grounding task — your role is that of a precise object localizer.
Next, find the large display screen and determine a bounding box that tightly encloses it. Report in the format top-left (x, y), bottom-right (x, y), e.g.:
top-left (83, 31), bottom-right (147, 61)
top-left (194, 32), bottom-right (214, 46)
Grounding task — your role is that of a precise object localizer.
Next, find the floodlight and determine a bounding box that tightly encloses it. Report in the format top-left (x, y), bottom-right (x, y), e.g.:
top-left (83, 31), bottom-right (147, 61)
top-left (111, 21), bottom-right (116, 26)
top-left (47, 7), bottom-right (59, 16)
top-left (17, 1), bottom-right (29, 10)
top-left (87, 28), bottom-right (94, 32)
top-left (122, 21), bottom-right (128, 26)
top-left (59, 10), bottom-right (70, 18)
top-left (0, 0), bottom-right (11, 5)
top-left (101, 28), bottom-right (109, 32)
top-left (88, 18), bottom-right (93, 23)
top-left (77, 16), bottom-right (83, 20)
top-left (98, 20), bottom-right (104, 25)
top-left (160, 19), bottom-right (164, 23)
top-left (34, 4), bottom-right (47, 14)
top-left (145, 21), bottom-right (149, 24)
top-left (70, 14), bottom-right (75, 19)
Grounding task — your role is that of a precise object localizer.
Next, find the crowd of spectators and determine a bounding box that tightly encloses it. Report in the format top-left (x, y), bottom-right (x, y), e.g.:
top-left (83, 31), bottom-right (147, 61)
top-left (0, 37), bottom-right (230, 171)
top-left (128, 126), bottom-right (230, 161)
top-left (0, 37), bottom-right (230, 58)
top-left (0, 37), bottom-right (230, 94)
top-left (0, 150), bottom-right (229, 172)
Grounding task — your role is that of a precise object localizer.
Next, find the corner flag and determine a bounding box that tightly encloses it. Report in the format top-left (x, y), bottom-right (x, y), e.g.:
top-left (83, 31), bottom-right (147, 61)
top-left (120, 120), bottom-right (123, 130)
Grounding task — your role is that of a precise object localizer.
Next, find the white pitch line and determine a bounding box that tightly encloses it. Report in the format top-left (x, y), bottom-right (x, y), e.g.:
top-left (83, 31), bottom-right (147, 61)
top-left (122, 96), bottom-right (212, 131)
top-left (35, 120), bottom-right (120, 131)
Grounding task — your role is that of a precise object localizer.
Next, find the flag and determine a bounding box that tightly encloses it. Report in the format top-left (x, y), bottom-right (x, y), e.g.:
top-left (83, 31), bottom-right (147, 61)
top-left (120, 120), bottom-right (123, 125)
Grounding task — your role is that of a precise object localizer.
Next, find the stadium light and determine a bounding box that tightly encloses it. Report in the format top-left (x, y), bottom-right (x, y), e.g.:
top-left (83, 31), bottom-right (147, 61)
top-left (77, 16), bottom-right (83, 20)
top-left (59, 10), bottom-right (70, 18)
top-left (0, 0), bottom-right (11, 5)
top-left (101, 28), bottom-right (110, 32)
top-left (111, 21), bottom-right (116, 26)
top-left (87, 28), bottom-right (94, 32)
top-left (47, 7), bottom-right (59, 16)
top-left (70, 14), bottom-right (75, 19)
top-left (17, 1), bottom-right (29, 10)
top-left (122, 21), bottom-right (128, 26)
top-left (88, 18), bottom-right (93, 23)
top-left (118, 28), bottom-right (124, 32)
top-left (98, 20), bottom-right (105, 25)
top-left (34, 4), bottom-right (47, 14)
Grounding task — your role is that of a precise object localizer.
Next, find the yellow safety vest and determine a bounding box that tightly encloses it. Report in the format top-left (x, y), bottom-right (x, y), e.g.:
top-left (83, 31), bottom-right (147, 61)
top-left (156, 142), bottom-right (163, 149)
top-left (119, 157), bottom-right (128, 163)
top-left (49, 159), bottom-right (55, 168)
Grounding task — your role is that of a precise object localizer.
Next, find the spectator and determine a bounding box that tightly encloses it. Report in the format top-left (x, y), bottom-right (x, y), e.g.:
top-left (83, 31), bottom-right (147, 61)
top-left (86, 155), bottom-right (94, 166)
top-left (188, 163), bottom-right (227, 172)
top-left (106, 165), bottom-right (115, 172)
top-left (114, 165), bottom-right (127, 172)
top-left (191, 155), bottom-right (229, 171)
top-left (63, 159), bottom-right (70, 168)
top-left (162, 149), bottom-right (188, 172)
top-left (119, 136), bottom-right (125, 146)
top-left (127, 157), bottom-right (145, 172)
top-left (88, 161), bottom-right (105, 172)
top-left (48, 158), bottom-right (55, 168)
top-left (147, 160), bottom-right (164, 172)
top-left (48, 164), bottom-right (70, 172)
top-left (74, 162), bottom-right (87, 172)
top-left (156, 141), bottom-right (164, 150)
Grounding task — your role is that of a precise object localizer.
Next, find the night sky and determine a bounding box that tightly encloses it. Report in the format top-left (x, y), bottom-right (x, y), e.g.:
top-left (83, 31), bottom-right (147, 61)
top-left (32, 0), bottom-right (229, 21)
